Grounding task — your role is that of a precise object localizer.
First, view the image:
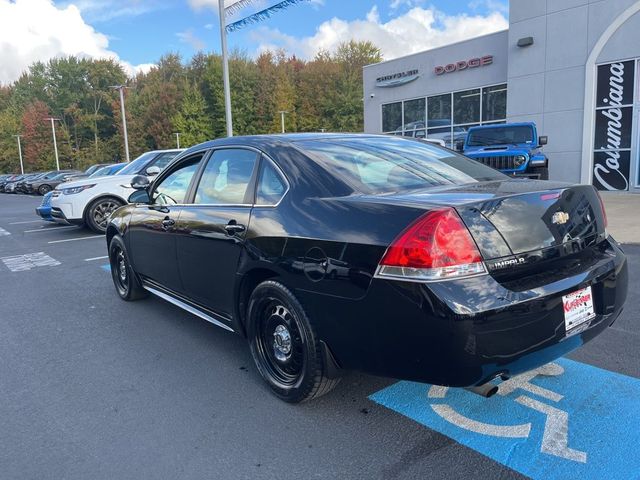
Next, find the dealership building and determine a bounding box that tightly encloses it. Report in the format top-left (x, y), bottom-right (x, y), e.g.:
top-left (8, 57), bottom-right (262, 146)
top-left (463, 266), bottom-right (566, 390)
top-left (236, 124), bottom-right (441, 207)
top-left (363, 0), bottom-right (640, 192)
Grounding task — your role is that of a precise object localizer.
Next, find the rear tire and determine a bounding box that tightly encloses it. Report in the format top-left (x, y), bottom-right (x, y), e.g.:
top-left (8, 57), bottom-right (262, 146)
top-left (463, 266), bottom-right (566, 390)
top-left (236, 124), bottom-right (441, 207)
top-left (86, 197), bottom-right (124, 233)
top-left (247, 280), bottom-right (340, 403)
top-left (531, 166), bottom-right (549, 180)
top-left (108, 235), bottom-right (147, 301)
top-left (38, 184), bottom-right (52, 195)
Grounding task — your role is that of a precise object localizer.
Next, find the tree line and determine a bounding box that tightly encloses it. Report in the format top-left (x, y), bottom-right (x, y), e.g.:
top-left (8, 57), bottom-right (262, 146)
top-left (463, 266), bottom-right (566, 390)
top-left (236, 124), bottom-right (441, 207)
top-left (0, 41), bottom-right (382, 174)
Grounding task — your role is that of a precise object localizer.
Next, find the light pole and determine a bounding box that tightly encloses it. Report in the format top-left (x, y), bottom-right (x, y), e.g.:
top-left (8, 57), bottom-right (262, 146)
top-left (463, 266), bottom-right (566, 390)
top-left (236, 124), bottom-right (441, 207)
top-left (44, 118), bottom-right (61, 171)
top-left (278, 111), bottom-right (288, 133)
top-left (218, 0), bottom-right (233, 137)
top-left (13, 135), bottom-right (24, 174)
top-left (110, 85), bottom-right (130, 162)
top-left (174, 132), bottom-right (181, 149)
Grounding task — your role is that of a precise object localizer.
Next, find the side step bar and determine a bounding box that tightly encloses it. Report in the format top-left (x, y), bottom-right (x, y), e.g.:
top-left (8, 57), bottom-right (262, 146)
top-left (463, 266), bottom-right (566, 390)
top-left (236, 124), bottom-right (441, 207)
top-left (143, 285), bottom-right (235, 333)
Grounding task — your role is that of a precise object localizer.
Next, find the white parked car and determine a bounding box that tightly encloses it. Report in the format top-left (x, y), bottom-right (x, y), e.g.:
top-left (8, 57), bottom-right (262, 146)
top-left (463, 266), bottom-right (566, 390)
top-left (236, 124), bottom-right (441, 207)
top-left (50, 149), bottom-right (183, 233)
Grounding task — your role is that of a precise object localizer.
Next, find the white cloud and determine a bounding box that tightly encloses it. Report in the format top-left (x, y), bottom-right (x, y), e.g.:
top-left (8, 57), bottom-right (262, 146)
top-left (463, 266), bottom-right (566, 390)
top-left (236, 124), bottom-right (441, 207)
top-left (177, 29), bottom-right (206, 51)
top-left (250, 5), bottom-right (508, 60)
top-left (0, 0), bottom-right (153, 84)
top-left (63, 0), bottom-right (164, 22)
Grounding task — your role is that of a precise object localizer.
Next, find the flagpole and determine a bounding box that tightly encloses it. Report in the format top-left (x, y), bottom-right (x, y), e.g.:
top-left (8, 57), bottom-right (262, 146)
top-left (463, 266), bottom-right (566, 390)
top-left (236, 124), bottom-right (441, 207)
top-left (219, 0), bottom-right (234, 137)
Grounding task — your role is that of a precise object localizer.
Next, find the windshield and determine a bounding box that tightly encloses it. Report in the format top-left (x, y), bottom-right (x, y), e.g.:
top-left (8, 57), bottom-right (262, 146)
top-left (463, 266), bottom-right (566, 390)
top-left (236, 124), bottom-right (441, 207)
top-left (467, 126), bottom-right (534, 147)
top-left (117, 152), bottom-right (158, 176)
top-left (298, 137), bottom-right (506, 194)
top-left (90, 166), bottom-right (112, 177)
top-left (84, 165), bottom-right (102, 176)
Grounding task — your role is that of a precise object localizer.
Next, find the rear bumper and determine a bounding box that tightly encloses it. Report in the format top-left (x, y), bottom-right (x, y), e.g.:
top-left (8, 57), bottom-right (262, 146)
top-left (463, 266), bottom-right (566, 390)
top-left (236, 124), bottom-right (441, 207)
top-left (298, 238), bottom-right (627, 386)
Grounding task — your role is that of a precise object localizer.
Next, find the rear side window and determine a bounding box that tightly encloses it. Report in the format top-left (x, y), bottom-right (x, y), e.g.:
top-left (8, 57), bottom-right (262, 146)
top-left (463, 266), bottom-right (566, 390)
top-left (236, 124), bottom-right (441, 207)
top-left (256, 159), bottom-right (287, 206)
top-left (194, 149), bottom-right (258, 205)
top-left (297, 137), bottom-right (506, 194)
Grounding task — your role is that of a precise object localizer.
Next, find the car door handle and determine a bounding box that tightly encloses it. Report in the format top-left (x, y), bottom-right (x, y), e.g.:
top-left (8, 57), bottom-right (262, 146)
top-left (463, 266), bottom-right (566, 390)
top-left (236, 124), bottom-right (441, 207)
top-left (162, 218), bottom-right (175, 230)
top-left (224, 222), bottom-right (246, 235)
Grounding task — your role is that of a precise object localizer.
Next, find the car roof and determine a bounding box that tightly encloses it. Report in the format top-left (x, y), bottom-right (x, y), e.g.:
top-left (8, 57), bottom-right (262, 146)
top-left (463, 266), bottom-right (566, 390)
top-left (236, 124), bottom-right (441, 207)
top-left (182, 133), bottom-right (394, 154)
top-left (468, 122), bottom-right (535, 131)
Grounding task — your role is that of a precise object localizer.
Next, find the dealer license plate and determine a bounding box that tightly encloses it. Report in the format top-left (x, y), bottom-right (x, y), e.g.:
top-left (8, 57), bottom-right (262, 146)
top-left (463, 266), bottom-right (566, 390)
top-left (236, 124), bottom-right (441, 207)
top-left (563, 286), bottom-right (596, 335)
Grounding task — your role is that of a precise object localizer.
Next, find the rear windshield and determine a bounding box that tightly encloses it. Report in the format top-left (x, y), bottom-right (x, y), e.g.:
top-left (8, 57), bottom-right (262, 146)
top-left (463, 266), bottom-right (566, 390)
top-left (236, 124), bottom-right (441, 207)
top-left (467, 126), bottom-right (534, 147)
top-left (297, 137), bottom-right (506, 194)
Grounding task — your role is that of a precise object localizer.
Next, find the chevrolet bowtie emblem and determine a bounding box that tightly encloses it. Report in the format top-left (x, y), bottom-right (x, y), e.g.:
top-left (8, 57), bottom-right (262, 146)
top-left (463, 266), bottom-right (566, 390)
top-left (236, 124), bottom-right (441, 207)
top-left (552, 211), bottom-right (570, 225)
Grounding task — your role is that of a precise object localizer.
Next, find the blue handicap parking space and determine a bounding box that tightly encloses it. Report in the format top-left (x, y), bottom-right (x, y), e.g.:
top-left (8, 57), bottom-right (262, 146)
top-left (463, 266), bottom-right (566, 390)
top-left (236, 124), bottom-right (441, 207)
top-left (100, 264), bottom-right (111, 272)
top-left (370, 358), bottom-right (640, 480)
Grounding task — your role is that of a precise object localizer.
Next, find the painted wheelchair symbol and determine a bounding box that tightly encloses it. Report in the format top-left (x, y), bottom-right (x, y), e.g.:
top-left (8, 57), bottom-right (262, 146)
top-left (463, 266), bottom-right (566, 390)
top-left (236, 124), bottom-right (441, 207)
top-left (428, 363), bottom-right (587, 463)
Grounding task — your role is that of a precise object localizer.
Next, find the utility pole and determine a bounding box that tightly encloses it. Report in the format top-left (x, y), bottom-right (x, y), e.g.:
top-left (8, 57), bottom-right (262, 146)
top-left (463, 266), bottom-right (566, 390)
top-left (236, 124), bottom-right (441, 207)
top-left (174, 132), bottom-right (181, 149)
top-left (44, 118), bottom-right (60, 171)
top-left (110, 85), bottom-right (130, 162)
top-left (278, 111), bottom-right (288, 133)
top-left (218, 0), bottom-right (233, 137)
top-left (13, 135), bottom-right (24, 174)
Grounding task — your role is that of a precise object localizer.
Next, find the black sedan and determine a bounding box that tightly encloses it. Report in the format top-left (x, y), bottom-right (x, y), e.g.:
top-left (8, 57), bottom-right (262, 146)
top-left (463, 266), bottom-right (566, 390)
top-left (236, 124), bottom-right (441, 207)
top-left (106, 134), bottom-right (628, 403)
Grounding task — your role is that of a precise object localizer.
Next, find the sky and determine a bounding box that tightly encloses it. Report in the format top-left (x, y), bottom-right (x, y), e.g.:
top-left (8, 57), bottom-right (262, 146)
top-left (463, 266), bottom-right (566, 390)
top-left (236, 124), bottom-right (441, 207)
top-left (0, 0), bottom-right (509, 84)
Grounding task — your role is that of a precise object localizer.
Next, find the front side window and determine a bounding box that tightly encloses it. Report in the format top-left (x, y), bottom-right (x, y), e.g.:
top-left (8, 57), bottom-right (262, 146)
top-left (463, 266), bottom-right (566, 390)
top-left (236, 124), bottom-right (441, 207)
top-left (148, 151), bottom-right (181, 172)
top-left (256, 159), bottom-right (287, 206)
top-left (194, 149), bottom-right (257, 205)
top-left (152, 156), bottom-right (202, 205)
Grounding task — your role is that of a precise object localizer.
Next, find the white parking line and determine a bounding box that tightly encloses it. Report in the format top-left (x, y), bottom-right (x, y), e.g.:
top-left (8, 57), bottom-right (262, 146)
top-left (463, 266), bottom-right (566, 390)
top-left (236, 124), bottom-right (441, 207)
top-left (1, 252), bottom-right (61, 272)
top-left (48, 235), bottom-right (103, 244)
top-left (0, 227), bottom-right (10, 236)
top-left (9, 220), bottom-right (43, 225)
top-left (84, 256), bottom-right (109, 262)
top-left (24, 226), bottom-right (78, 233)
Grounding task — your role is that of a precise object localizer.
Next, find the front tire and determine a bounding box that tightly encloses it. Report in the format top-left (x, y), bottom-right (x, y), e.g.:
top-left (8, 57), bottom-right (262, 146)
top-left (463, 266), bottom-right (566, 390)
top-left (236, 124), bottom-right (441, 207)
top-left (247, 280), bottom-right (339, 403)
top-left (108, 235), bottom-right (147, 301)
top-left (86, 197), bottom-right (124, 233)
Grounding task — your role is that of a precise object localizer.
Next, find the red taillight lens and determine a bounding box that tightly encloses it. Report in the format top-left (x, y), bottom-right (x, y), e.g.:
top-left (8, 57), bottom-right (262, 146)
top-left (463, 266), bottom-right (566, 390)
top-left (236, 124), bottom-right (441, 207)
top-left (595, 191), bottom-right (608, 229)
top-left (377, 208), bottom-right (486, 281)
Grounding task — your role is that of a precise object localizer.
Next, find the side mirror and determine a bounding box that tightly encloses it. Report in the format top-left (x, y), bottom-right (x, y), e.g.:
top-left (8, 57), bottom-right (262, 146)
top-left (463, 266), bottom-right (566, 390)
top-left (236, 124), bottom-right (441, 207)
top-left (131, 175), bottom-right (150, 190)
top-left (146, 166), bottom-right (161, 176)
top-left (128, 189), bottom-right (150, 204)
top-left (538, 136), bottom-right (548, 146)
top-left (455, 140), bottom-right (465, 152)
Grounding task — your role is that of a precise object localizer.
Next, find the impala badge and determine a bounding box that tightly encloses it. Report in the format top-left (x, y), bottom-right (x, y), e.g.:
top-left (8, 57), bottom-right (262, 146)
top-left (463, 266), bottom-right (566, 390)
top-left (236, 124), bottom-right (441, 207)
top-left (552, 211), bottom-right (570, 225)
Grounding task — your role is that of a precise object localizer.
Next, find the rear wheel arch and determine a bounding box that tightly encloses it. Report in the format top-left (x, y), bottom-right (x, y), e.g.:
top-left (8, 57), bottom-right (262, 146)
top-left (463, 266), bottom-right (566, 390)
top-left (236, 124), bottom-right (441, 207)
top-left (236, 268), bottom-right (280, 337)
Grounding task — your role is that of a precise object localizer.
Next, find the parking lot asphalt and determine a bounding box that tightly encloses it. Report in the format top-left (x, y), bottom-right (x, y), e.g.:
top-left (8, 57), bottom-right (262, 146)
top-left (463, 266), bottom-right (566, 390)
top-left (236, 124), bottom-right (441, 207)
top-left (1, 193), bottom-right (638, 480)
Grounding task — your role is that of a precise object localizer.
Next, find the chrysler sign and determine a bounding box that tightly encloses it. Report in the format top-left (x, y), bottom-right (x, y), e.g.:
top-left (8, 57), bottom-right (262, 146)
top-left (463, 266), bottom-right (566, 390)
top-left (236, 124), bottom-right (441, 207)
top-left (434, 55), bottom-right (493, 75)
top-left (593, 61), bottom-right (634, 191)
top-left (376, 69), bottom-right (420, 88)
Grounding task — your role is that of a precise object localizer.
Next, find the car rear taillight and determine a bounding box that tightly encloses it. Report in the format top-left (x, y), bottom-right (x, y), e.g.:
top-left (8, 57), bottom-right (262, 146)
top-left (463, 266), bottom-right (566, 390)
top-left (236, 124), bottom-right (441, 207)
top-left (595, 191), bottom-right (608, 229)
top-left (376, 208), bottom-right (486, 282)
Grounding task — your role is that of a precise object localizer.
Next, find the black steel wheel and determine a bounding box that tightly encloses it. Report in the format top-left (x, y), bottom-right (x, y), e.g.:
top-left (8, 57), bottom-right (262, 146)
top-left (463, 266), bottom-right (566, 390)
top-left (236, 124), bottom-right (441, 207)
top-left (108, 235), bottom-right (146, 301)
top-left (87, 197), bottom-right (123, 233)
top-left (247, 280), bottom-right (339, 403)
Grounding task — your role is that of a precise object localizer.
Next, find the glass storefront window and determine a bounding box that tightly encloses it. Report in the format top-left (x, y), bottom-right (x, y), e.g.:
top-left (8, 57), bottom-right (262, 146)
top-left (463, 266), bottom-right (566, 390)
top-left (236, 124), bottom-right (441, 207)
top-left (428, 94), bottom-right (452, 127)
top-left (403, 98), bottom-right (426, 134)
top-left (453, 89), bottom-right (481, 125)
top-left (482, 84), bottom-right (507, 122)
top-left (382, 102), bottom-right (402, 133)
top-left (427, 127), bottom-right (452, 148)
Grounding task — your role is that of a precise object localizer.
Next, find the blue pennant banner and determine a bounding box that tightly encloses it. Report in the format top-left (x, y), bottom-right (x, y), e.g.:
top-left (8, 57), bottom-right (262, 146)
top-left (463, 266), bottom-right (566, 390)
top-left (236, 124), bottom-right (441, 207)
top-left (226, 0), bottom-right (310, 33)
top-left (224, 0), bottom-right (260, 18)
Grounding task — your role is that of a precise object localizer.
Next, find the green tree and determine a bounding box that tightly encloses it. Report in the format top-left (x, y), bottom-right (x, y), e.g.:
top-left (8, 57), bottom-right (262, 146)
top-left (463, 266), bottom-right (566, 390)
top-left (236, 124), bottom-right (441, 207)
top-left (172, 82), bottom-right (213, 147)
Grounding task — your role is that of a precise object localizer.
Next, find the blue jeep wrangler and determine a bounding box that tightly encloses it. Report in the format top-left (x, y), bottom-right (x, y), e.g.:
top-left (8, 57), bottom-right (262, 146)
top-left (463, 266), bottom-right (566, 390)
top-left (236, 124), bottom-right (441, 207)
top-left (461, 122), bottom-right (549, 179)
